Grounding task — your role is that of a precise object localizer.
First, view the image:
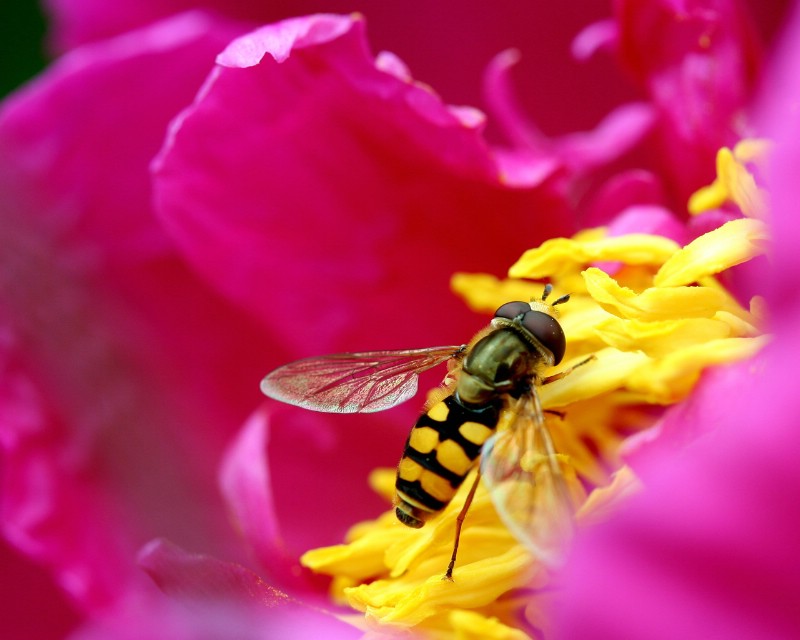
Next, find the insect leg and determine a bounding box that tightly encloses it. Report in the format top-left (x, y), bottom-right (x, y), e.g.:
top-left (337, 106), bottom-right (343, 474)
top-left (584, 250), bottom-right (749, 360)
top-left (443, 467), bottom-right (483, 581)
top-left (542, 354), bottom-right (596, 385)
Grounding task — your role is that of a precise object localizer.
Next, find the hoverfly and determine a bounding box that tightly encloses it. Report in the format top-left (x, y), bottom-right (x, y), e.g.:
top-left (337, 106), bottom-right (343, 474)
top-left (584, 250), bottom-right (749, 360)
top-left (261, 285), bottom-right (589, 579)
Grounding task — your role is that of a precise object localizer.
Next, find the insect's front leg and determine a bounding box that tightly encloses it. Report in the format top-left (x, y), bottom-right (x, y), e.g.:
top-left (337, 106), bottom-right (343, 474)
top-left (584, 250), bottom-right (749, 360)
top-left (542, 354), bottom-right (596, 385)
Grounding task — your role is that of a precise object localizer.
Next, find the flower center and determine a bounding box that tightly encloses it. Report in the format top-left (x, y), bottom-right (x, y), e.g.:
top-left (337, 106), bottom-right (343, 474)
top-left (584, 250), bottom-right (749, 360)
top-left (300, 142), bottom-right (769, 638)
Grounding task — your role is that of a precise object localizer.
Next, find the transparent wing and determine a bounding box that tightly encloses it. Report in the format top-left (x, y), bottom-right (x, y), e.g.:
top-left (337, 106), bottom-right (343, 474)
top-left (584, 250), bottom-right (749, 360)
top-left (481, 389), bottom-right (579, 566)
top-left (260, 345), bottom-right (465, 414)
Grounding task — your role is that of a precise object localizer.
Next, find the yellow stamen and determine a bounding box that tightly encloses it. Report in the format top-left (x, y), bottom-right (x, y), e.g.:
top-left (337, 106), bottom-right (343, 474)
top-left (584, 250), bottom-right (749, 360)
top-left (654, 218), bottom-right (769, 286)
top-left (508, 232), bottom-right (680, 280)
top-left (688, 139), bottom-right (771, 219)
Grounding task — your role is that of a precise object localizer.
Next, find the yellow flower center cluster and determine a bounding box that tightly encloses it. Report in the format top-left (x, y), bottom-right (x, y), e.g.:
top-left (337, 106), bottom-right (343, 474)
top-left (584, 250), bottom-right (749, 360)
top-left (301, 147), bottom-right (769, 639)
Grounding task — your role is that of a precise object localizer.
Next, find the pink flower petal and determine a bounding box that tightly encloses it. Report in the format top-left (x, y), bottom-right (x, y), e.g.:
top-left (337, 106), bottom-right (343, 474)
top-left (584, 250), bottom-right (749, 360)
top-left (619, 358), bottom-right (761, 467)
top-left (482, 48), bottom-right (546, 151)
top-left (43, 2), bottom-right (634, 145)
top-left (557, 341), bottom-right (800, 639)
top-left (153, 14), bottom-right (573, 357)
top-left (139, 537), bottom-right (288, 608)
top-left (591, 204), bottom-right (686, 274)
top-left (554, 101), bottom-right (656, 171)
top-left (483, 49), bottom-right (654, 174)
top-left (226, 399), bottom-right (416, 561)
top-left (71, 600), bottom-right (361, 640)
top-left (613, 0), bottom-right (763, 201)
top-left (0, 537), bottom-right (79, 639)
top-left (604, 204), bottom-right (686, 244)
top-left (571, 18), bottom-right (618, 61)
top-left (218, 407), bottom-right (297, 586)
top-left (137, 538), bottom-right (361, 639)
top-left (0, 12), bottom-right (273, 614)
top-left (758, 5), bottom-right (800, 306)
top-left (0, 11), bottom-right (243, 262)
top-left (494, 149), bottom-right (561, 187)
top-left (42, 0), bottom-right (256, 51)
top-left (582, 169), bottom-right (668, 226)
top-left (220, 394), bottom-right (433, 582)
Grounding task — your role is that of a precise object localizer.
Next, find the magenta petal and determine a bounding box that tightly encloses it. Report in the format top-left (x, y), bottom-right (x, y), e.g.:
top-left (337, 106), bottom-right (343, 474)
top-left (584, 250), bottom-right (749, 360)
top-left (71, 601), bottom-right (360, 640)
top-left (558, 379), bottom-right (800, 638)
top-left (0, 531), bottom-right (79, 639)
top-left (44, 2), bottom-right (640, 143)
top-left (557, 345), bottom-right (800, 639)
top-left (494, 149), bottom-right (561, 187)
top-left (483, 48), bottom-right (546, 151)
top-left (591, 204), bottom-right (686, 274)
top-left (555, 101), bottom-right (655, 171)
top-left (260, 402), bottom-right (411, 554)
top-left (43, 0), bottom-right (256, 51)
top-left (138, 538), bottom-right (361, 639)
top-left (139, 538), bottom-right (286, 608)
top-left (571, 18), bottom-right (618, 61)
top-left (153, 14), bottom-right (573, 356)
top-left (613, 0), bottom-right (762, 200)
top-left (759, 11), bottom-right (800, 306)
top-left (604, 204), bottom-right (686, 245)
top-left (619, 358), bottom-right (761, 468)
top-left (0, 290), bottom-right (158, 611)
top-left (1, 11), bottom-right (244, 262)
top-left (582, 169), bottom-right (668, 226)
top-left (216, 14), bottom-right (354, 66)
top-left (483, 50), bottom-right (653, 174)
top-left (0, 11), bottom-right (272, 614)
top-left (615, 0), bottom-right (761, 85)
top-left (218, 407), bottom-right (297, 585)
top-left (219, 400), bottom-right (411, 582)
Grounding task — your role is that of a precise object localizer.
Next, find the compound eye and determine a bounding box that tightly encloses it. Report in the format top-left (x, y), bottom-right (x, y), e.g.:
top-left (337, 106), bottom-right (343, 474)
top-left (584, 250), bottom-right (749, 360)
top-left (494, 301), bottom-right (531, 320)
top-left (521, 310), bottom-right (566, 364)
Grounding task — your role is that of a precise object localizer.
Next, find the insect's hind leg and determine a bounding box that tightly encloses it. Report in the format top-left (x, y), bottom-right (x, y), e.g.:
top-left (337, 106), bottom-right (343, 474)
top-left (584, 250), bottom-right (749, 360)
top-left (443, 467), bottom-right (482, 581)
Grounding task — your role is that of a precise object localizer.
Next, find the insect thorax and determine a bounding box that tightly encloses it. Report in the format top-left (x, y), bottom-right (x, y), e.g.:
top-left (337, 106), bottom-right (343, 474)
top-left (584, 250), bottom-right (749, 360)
top-left (457, 328), bottom-right (545, 406)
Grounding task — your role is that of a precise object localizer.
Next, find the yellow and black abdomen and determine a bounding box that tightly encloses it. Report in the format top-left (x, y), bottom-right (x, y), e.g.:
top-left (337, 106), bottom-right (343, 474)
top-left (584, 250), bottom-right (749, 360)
top-left (394, 394), bottom-right (500, 528)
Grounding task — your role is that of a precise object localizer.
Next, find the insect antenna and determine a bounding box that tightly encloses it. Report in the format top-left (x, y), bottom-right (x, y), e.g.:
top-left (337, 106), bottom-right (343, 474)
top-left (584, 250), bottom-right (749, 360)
top-left (552, 293), bottom-right (571, 306)
top-left (541, 283), bottom-right (553, 301)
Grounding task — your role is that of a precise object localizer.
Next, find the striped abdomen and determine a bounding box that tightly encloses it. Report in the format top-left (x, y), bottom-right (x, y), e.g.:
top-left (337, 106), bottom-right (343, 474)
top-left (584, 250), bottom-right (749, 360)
top-left (394, 394), bottom-right (499, 528)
